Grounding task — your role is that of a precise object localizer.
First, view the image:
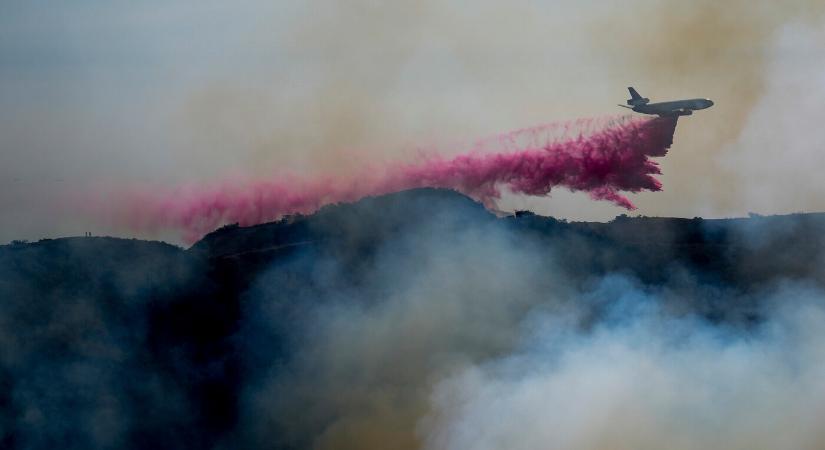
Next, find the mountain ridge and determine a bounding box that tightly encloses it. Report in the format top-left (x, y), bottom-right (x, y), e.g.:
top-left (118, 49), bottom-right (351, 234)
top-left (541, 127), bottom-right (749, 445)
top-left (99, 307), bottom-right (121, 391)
top-left (3, 188), bottom-right (825, 449)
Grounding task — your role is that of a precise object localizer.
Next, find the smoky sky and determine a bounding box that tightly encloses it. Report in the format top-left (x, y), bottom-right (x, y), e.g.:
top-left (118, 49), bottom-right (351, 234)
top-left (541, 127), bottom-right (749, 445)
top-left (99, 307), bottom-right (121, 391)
top-left (2, 0), bottom-right (825, 243)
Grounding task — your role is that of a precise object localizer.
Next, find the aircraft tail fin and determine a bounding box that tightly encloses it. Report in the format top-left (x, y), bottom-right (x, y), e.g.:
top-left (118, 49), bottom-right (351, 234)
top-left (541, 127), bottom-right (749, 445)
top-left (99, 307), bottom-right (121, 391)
top-left (627, 87), bottom-right (650, 106)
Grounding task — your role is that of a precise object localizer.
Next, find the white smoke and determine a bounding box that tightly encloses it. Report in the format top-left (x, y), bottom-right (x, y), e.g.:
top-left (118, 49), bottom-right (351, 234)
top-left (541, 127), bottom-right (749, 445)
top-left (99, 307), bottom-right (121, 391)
top-left (420, 280), bottom-right (825, 450)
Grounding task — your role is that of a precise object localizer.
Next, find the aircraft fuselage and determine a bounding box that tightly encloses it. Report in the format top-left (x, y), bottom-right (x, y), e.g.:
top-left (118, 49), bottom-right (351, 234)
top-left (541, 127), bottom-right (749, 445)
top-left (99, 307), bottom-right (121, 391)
top-left (621, 87), bottom-right (714, 117)
top-left (632, 98), bottom-right (714, 117)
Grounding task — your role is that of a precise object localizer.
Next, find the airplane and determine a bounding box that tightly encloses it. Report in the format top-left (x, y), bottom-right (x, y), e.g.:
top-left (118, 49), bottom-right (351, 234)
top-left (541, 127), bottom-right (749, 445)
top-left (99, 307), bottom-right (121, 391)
top-left (618, 87), bottom-right (713, 117)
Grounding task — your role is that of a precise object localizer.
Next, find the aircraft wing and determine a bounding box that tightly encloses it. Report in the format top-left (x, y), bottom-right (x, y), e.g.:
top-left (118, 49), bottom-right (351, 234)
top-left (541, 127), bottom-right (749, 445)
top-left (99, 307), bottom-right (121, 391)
top-left (656, 109), bottom-right (692, 117)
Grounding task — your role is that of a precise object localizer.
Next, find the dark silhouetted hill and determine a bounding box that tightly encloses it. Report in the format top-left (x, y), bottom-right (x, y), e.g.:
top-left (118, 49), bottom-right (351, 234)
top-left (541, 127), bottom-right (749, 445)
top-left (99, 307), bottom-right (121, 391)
top-left (2, 188), bottom-right (825, 449)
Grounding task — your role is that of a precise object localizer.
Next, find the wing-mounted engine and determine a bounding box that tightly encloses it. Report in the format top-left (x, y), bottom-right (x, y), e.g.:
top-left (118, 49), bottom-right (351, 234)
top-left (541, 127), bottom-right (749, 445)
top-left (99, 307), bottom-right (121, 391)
top-left (659, 109), bottom-right (693, 117)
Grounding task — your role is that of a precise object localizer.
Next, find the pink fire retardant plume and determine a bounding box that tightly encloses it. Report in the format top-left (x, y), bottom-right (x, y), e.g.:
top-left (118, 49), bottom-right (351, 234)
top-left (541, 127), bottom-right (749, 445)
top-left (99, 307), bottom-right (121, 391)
top-left (111, 115), bottom-right (677, 242)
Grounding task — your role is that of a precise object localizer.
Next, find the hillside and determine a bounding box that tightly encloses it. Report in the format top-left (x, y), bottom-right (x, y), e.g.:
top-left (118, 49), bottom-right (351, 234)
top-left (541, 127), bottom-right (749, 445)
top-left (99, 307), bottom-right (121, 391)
top-left (2, 188), bottom-right (825, 449)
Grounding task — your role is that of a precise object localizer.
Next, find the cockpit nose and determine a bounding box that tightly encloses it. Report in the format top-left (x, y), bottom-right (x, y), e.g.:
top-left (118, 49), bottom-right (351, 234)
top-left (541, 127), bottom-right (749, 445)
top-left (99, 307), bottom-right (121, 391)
top-left (704, 99), bottom-right (714, 108)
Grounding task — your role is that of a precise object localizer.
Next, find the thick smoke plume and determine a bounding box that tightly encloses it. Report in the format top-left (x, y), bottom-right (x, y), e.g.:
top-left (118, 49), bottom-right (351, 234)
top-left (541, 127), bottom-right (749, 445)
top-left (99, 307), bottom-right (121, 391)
top-left (109, 116), bottom-right (676, 241)
top-left (422, 282), bottom-right (825, 450)
top-left (235, 205), bottom-right (825, 450)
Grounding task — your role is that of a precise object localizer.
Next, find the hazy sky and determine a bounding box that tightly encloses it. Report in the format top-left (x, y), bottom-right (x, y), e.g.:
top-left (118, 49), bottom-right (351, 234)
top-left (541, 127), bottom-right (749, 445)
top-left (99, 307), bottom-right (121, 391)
top-left (2, 0), bottom-right (825, 243)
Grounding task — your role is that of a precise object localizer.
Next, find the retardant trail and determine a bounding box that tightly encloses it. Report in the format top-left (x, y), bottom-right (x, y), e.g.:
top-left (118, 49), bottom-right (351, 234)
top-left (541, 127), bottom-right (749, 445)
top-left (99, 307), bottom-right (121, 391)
top-left (113, 115), bottom-right (678, 242)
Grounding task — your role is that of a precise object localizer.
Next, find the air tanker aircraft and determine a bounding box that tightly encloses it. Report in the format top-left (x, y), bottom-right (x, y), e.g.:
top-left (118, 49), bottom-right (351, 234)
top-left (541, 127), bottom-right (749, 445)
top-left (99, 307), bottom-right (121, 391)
top-left (619, 87), bottom-right (714, 117)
